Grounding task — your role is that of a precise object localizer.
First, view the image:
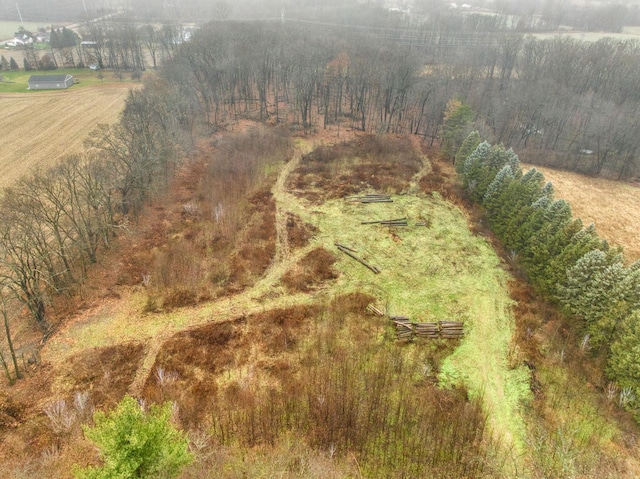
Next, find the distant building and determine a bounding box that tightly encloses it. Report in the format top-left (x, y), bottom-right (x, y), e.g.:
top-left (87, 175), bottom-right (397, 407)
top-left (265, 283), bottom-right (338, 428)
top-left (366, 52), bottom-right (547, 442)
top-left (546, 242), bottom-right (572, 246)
top-left (27, 74), bottom-right (74, 90)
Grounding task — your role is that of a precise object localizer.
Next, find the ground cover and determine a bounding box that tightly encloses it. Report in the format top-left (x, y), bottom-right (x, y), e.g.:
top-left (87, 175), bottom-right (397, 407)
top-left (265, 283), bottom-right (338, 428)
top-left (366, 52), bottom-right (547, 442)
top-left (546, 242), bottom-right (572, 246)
top-left (3, 129), bottom-right (640, 477)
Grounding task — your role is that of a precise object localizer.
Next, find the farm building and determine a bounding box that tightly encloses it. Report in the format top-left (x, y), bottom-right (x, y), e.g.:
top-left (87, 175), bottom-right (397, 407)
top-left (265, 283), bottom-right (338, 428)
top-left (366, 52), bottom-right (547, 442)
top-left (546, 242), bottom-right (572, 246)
top-left (27, 74), bottom-right (74, 90)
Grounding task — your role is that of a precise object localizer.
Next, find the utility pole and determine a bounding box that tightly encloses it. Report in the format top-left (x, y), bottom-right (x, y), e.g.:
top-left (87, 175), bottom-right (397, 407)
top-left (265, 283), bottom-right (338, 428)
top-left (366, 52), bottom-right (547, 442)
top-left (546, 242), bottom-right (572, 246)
top-left (15, 3), bottom-right (23, 24)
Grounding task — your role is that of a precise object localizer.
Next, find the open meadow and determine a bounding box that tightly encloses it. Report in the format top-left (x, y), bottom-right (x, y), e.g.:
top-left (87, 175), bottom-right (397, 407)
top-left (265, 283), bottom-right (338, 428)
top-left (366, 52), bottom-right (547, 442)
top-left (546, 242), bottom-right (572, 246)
top-left (0, 83), bottom-right (132, 188)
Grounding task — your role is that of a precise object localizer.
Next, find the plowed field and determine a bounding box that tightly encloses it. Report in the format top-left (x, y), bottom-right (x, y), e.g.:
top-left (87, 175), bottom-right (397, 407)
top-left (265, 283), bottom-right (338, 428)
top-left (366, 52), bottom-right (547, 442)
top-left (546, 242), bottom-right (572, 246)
top-left (0, 84), bottom-right (130, 188)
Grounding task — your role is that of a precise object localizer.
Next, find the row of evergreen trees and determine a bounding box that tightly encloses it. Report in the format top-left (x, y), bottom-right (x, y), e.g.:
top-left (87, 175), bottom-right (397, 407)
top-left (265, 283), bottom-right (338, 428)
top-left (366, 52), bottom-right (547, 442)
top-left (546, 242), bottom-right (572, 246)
top-left (455, 120), bottom-right (640, 418)
top-left (0, 55), bottom-right (19, 71)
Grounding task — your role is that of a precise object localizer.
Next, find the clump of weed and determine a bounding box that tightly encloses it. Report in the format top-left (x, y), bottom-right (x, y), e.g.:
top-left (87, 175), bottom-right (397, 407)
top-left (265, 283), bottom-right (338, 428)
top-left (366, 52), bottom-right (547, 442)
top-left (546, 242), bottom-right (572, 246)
top-left (281, 248), bottom-right (338, 292)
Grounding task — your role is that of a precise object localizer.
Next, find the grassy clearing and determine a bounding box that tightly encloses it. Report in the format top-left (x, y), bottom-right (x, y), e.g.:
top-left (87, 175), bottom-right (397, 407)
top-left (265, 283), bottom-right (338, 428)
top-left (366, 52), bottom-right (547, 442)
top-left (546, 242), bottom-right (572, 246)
top-left (290, 190), bottom-right (531, 473)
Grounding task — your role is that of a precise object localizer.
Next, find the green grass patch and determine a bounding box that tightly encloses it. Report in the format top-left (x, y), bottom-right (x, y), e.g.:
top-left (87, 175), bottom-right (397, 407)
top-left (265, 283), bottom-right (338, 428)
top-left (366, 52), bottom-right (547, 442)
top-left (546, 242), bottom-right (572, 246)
top-left (291, 190), bottom-right (532, 473)
top-left (526, 357), bottom-right (621, 477)
top-left (0, 21), bottom-right (43, 40)
top-left (0, 68), bottom-right (136, 92)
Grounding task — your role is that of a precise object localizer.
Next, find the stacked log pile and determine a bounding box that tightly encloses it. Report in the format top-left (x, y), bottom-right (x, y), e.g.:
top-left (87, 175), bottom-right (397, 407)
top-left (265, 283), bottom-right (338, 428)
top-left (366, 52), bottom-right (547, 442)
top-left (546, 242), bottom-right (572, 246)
top-left (388, 316), bottom-right (464, 341)
top-left (439, 321), bottom-right (465, 339)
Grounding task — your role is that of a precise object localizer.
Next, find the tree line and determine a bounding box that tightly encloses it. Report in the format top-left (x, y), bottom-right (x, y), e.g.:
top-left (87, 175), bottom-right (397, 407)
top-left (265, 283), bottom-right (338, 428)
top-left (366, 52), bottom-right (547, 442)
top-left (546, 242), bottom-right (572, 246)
top-left (0, 82), bottom-right (193, 383)
top-left (449, 103), bottom-right (640, 419)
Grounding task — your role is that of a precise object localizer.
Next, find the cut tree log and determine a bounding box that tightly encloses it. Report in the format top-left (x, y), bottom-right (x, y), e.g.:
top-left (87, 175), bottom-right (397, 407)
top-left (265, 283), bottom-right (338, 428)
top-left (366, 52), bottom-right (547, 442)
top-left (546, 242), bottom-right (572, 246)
top-left (336, 244), bottom-right (380, 274)
top-left (366, 304), bottom-right (385, 316)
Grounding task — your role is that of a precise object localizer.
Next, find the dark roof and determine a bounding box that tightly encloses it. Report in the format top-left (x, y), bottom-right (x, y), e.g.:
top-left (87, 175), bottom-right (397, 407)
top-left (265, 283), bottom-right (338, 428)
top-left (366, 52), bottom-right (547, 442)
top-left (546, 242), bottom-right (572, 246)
top-left (28, 75), bottom-right (72, 83)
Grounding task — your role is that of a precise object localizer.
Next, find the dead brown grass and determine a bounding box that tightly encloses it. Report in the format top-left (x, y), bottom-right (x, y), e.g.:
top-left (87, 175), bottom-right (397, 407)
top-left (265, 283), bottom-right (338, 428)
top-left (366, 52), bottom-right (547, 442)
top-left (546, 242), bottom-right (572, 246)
top-left (280, 247), bottom-right (338, 292)
top-left (286, 213), bottom-right (317, 249)
top-left (288, 135), bottom-right (422, 203)
top-left (526, 164), bottom-right (640, 262)
top-left (55, 343), bottom-right (145, 409)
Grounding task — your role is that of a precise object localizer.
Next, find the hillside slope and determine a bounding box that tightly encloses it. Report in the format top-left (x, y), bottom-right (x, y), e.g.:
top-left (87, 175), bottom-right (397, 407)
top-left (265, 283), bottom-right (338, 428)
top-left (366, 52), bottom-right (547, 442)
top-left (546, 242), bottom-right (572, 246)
top-left (1, 131), bottom-right (639, 478)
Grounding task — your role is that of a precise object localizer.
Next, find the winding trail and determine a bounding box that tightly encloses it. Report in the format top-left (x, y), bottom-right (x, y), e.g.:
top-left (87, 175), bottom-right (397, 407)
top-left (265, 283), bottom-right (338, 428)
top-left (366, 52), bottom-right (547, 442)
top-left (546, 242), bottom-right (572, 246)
top-left (41, 137), bottom-right (529, 476)
top-left (45, 141), bottom-right (318, 394)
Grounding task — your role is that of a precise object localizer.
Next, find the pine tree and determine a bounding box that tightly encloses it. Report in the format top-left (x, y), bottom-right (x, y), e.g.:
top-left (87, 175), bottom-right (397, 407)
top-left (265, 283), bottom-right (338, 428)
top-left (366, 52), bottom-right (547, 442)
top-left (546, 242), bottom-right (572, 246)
top-left (455, 130), bottom-right (481, 174)
top-left (463, 141), bottom-right (491, 200)
top-left (441, 99), bottom-right (474, 159)
top-left (0, 56), bottom-right (9, 71)
top-left (9, 57), bottom-right (19, 71)
top-left (558, 250), bottom-right (635, 346)
top-left (608, 311), bottom-right (640, 414)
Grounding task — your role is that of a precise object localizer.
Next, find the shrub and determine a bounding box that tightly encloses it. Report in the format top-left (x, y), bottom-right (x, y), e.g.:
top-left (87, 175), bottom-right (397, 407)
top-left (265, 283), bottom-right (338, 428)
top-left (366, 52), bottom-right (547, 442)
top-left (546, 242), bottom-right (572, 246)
top-left (75, 395), bottom-right (192, 479)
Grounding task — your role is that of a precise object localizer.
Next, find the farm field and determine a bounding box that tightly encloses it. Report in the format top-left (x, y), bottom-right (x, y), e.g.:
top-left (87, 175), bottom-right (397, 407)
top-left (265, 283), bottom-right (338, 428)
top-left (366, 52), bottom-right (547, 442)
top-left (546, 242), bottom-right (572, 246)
top-left (0, 84), bottom-right (132, 188)
top-left (526, 164), bottom-right (640, 262)
top-left (0, 21), bottom-right (45, 40)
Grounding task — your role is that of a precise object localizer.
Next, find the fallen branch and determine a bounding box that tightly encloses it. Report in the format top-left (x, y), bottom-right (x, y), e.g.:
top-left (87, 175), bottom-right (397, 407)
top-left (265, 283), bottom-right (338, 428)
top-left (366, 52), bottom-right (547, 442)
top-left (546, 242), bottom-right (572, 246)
top-left (334, 242), bottom-right (357, 253)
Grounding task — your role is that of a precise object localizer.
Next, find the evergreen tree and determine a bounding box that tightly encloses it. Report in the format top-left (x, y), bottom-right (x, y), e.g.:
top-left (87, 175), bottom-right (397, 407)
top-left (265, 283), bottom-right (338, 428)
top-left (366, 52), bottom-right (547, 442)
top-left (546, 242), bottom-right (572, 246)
top-left (0, 56), bottom-right (8, 71)
top-left (50, 28), bottom-right (60, 49)
top-left (463, 141), bottom-right (491, 200)
top-left (23, 58), bottom-right (32, 71)
top-left (608, 310), bottom-right (640, 413)
top-left (9, 57), bottom-right (19, 71)
top-left (75, 395), bottom-right (193, 479)
top-left (519, 199), bottom-right (574, 292)
top-left (558, 250), bottom-right (636, 346)
top-left (441, 99), bottom-right (474, 159)
top-left (483, 164), bottom-right (515, 213)
top-left (455, 130), bottom-right (481, 174)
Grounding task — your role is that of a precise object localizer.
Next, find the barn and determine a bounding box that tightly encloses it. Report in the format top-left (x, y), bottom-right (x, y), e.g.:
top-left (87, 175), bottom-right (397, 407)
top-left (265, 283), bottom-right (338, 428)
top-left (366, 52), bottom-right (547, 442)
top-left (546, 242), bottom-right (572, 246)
top-left (27, 74), bottom-right (75, 90)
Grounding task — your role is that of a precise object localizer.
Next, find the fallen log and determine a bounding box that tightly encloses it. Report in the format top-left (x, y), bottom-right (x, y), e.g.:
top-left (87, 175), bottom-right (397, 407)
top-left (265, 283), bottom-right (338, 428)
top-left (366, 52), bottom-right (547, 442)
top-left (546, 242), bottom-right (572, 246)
top-left (390, 315), bottom-right (411, 321)
top-left (360, 199), bottom-right (394, 203)
top-left (336, 245), bottom-right (380, 274)
top-left (334, 242), bottom-right (357, 252)
top-left (366, 304), bottom-right (385, 316)
top-left (361, 217), bottom-right (406, 225)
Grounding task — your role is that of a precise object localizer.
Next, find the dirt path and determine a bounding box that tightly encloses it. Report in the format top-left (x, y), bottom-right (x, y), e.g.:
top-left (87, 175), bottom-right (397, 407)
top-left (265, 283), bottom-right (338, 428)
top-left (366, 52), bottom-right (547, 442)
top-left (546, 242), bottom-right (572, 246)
top-left (43, 141), bottom-right (319, 381)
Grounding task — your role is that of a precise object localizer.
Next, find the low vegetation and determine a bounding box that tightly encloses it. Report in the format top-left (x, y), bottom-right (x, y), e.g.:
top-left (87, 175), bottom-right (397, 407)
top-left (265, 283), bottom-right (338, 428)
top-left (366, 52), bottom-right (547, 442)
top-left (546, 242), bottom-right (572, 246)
top-left (4, 14), bottom-right (640, 479)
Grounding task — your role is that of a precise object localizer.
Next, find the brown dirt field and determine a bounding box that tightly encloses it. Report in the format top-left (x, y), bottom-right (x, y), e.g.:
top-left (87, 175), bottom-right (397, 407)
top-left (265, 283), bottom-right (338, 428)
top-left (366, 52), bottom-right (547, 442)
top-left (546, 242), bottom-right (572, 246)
top-left (525, 164), bottom-right (640, 262)
top-left (0, 84), bottom-right (131, 188)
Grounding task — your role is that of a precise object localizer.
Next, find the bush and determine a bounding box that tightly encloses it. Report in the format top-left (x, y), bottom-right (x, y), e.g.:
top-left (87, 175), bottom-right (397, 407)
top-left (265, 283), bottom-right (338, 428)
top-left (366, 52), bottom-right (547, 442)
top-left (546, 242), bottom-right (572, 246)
top-left (75, 395), bottom-right (193, 479)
